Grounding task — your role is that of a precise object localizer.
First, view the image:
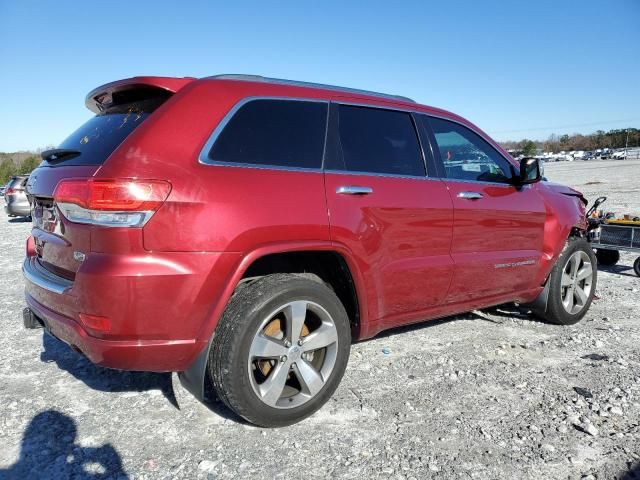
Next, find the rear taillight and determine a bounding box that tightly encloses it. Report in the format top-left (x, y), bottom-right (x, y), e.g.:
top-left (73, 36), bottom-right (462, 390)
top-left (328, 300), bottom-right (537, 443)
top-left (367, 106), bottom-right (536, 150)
top-left (5, 187), bottom-right (15, 195)
top-left (53, 179), bottom-right (171, 227)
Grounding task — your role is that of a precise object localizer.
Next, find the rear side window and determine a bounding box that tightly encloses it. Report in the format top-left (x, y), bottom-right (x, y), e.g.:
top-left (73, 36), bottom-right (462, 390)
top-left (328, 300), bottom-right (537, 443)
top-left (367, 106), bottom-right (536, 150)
top-left (47, 93), bottom-right (169, 167)
top-left (328, 105), bottom-right (425, 177)
top-left (208, 99), bottom-right (328, 169)
top-left (425, 116), bottom-right (514, 183)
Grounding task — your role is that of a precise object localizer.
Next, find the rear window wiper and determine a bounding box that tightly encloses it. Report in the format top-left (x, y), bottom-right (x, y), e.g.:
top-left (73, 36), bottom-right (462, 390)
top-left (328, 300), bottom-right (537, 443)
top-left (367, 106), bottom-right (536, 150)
top-left (41, 148), bottom-right (82, 164)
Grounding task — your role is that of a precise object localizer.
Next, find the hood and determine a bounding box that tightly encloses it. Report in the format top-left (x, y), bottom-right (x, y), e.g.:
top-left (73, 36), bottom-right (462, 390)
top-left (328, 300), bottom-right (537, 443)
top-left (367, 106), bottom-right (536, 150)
top-left (542, 181), bottom-right (587, 205)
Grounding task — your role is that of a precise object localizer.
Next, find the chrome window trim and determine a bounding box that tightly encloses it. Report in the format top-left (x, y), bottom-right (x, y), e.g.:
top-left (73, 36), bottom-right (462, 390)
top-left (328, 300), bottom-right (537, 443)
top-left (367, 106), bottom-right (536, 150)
top-left (200, 160), bottom-right (323, 174)
top-left (198, 96), bottom-right (329, 171)
top-left (324, 169), bottom-right (442, 182)
top-left (441, 177), bottom-right (529, 188)
top-left (197, 95), bottom-right (517, 184)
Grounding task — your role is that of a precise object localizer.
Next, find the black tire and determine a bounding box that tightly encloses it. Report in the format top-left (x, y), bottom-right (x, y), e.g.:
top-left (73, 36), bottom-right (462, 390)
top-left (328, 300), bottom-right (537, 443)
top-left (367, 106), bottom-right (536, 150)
top-left (544, 238), bottom-right (597, 325)
top-left (595, 248), bottom-right (620, 266)
top-left (209, 274), bottom-right (351, 427)
top-left (634, 257), bottom-right (640, 277)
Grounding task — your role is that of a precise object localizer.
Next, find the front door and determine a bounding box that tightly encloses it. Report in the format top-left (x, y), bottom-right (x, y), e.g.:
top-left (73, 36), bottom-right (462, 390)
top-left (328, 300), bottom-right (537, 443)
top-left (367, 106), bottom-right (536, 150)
top-left (422, 115), bottom-right (546, 303)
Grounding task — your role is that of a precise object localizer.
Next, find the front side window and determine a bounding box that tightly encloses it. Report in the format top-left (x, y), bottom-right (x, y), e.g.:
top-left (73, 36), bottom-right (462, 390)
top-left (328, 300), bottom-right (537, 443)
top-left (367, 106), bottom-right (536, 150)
top-left (426, 116), bottom-right (513, 183)
top-left (208, 99), bottom-right (328, 169)
top-left (329, 105), bottom-right (425, 177)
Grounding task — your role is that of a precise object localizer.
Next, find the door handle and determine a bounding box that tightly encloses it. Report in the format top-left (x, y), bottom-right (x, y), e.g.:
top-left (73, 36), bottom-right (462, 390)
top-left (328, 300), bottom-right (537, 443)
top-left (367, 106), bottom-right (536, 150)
top-left (457, 191), bottom-right (483, 200)
top-left (336, 186), bottom-right (373, 195)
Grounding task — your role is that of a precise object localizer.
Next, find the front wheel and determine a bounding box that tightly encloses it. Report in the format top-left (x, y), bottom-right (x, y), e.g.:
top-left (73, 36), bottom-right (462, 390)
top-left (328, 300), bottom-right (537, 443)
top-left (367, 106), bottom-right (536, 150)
top-left (209, 274), bottom-right (351, 427)
top-left (544, 238), bottom-right (597, 325)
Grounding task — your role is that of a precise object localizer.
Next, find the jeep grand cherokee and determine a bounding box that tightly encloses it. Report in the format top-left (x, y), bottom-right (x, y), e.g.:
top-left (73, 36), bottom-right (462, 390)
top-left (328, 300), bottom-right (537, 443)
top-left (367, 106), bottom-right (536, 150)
top-left (22, 75), bottom-right (596, 427)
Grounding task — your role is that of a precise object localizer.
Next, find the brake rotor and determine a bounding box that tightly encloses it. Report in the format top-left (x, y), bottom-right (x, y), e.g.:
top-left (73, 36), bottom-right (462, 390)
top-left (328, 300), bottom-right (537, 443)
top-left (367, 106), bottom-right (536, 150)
top-left (257, 317), bottom-right (309, 376)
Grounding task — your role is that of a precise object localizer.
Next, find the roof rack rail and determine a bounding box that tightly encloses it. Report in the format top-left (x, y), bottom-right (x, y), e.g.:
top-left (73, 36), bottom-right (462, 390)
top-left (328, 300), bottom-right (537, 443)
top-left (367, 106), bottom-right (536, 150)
top-left (207, 74), bottom-right (416, 104)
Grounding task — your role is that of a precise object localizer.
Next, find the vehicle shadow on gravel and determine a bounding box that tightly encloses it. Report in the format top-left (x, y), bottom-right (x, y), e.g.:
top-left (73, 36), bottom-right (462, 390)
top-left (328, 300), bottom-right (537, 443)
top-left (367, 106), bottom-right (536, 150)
top-left (7, 217), bottom-right (31, 224)
top-left (370, 304), bottom-right (542, 341)
top-left (598, 263), bottom-right (637, 278)
top-left (40, 333), bottom-right (253, 424)
top-left (623, 463), bottom-right (640, 479)
top-left (40, 332), bottom-right (179, 408)
top-left (0, 410), bottom-right (128, 479)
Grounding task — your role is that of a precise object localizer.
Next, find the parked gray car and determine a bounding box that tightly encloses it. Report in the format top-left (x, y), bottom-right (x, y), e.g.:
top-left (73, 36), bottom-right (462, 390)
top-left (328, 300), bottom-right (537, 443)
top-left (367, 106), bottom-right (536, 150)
top-left (4, 175), bottom-right (31, 217)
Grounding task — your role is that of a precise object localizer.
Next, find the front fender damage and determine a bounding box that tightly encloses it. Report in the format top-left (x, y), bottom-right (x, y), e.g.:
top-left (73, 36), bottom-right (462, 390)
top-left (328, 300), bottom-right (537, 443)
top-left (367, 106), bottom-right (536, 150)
top-left (525, 183), bottom-right (588, 314)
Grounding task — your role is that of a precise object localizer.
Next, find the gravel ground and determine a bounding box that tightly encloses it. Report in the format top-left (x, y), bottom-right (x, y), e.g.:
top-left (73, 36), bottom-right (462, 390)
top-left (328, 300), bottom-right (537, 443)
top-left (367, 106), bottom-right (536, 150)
top-left (0, 159), bottom-right (639, 480)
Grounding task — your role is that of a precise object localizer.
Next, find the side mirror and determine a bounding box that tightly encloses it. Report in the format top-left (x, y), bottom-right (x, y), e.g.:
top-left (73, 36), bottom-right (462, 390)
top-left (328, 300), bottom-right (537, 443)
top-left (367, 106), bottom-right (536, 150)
top-left (518, 157), bottom-right (543, 184)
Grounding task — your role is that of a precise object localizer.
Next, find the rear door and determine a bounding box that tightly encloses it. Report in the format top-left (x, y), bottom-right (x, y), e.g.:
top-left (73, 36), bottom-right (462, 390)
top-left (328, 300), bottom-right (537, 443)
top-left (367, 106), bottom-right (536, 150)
top-left (323, 103), bottom-right (454, 325)
top-left (420, 115), bottom-right (546, 303)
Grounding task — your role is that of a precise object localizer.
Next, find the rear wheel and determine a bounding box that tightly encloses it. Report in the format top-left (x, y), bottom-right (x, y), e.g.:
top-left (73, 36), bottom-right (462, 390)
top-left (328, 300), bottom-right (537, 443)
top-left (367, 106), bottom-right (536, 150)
top-left (544, 238), bottom-right (597, 325)
top-left (595, 248), bottom-right (620, 266)
top-left (633, 257), bottom-right (640, 277)
top-left (209, 274), bottom-right (351, 427)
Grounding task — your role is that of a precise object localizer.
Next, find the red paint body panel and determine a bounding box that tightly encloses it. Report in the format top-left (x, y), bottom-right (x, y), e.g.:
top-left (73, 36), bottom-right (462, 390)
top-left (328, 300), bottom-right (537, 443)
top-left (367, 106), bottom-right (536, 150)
top-left (444, 181), bottom-right (546, 303)
top-left (324, 173), bottom-right (454, 322)
top-left (26, 293), bottom-right (202, 370)
top-left (24, 76), bottom-right (589, 372)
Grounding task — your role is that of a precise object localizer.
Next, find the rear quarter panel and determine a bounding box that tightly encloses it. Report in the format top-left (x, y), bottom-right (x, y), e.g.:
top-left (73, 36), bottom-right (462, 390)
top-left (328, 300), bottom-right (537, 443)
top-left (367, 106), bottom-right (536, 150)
top-left (96, 79), bottom-right (332, 253)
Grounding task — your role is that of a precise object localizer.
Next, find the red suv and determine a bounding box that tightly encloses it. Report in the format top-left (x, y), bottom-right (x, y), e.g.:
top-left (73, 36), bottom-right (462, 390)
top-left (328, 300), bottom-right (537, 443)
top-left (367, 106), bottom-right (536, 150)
top-left (23, 75), bottom-right (597, 427)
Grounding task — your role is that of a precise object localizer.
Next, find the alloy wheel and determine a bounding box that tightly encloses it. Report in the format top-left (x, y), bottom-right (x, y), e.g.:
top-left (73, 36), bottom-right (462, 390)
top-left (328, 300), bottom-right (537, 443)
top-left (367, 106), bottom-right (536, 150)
top-left (247, 300), bottom-right (339, 409)
top-left (560, 250), bottom-right (594, 314)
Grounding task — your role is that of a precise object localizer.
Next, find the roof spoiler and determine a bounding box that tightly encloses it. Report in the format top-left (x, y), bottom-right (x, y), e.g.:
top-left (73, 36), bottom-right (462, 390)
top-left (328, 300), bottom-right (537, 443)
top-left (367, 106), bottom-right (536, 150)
top-left (85, 76), bottom-right (195, 113)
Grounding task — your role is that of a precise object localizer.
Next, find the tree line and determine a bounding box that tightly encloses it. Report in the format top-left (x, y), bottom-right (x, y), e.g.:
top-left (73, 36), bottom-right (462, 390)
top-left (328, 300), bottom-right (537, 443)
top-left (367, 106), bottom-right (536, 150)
top-left (500, 128), bottom-right (639, 155)
top-left (0, 156), bottom-right (41, 185)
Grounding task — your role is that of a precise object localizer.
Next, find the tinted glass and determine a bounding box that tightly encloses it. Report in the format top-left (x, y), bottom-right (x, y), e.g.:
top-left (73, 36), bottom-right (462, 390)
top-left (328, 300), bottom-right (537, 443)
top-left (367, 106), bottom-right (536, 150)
top-left (427, 116), bottom-right (513, 183)
top-left (209, 100), bottom-right (328, 169)
top-left (47, 96), bottom-right (168, 167)
top-left (332, 105), bottom-right (425, 176)
top-left (51, 112), bottom-right (149, 167)
top-left (9, 177), bottom-right (28, 188)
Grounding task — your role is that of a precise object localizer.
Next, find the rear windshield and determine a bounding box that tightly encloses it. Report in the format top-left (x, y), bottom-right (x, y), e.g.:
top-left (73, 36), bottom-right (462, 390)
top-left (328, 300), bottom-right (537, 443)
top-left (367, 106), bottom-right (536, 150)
top-left (9, 177), bottom-right (28, 188)
top-left (43, 93), bottom-right (169, 167)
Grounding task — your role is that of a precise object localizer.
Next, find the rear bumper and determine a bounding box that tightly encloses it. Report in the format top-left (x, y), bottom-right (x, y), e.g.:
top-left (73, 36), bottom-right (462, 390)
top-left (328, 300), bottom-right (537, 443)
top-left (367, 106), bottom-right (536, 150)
top-left (26, 293), bottom-right (202, 371)
top-left (22, 250), bottom-right (241, 371)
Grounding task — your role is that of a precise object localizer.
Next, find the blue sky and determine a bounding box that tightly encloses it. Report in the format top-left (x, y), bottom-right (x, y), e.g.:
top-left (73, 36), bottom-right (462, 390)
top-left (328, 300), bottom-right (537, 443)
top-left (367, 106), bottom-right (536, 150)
top-left (1, 0), bottom-right (638, 151)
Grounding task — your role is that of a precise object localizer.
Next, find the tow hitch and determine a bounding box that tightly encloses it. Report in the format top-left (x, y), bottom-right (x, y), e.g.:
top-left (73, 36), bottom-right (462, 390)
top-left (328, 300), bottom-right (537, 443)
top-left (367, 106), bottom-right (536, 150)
top-left (23, 308), bottom-right (44, 329)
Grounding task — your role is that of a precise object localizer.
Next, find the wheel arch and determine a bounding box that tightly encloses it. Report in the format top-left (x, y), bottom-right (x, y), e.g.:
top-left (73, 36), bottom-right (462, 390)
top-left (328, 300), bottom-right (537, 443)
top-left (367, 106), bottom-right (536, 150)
top-left (179, 241), bottom-right (367, 402)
